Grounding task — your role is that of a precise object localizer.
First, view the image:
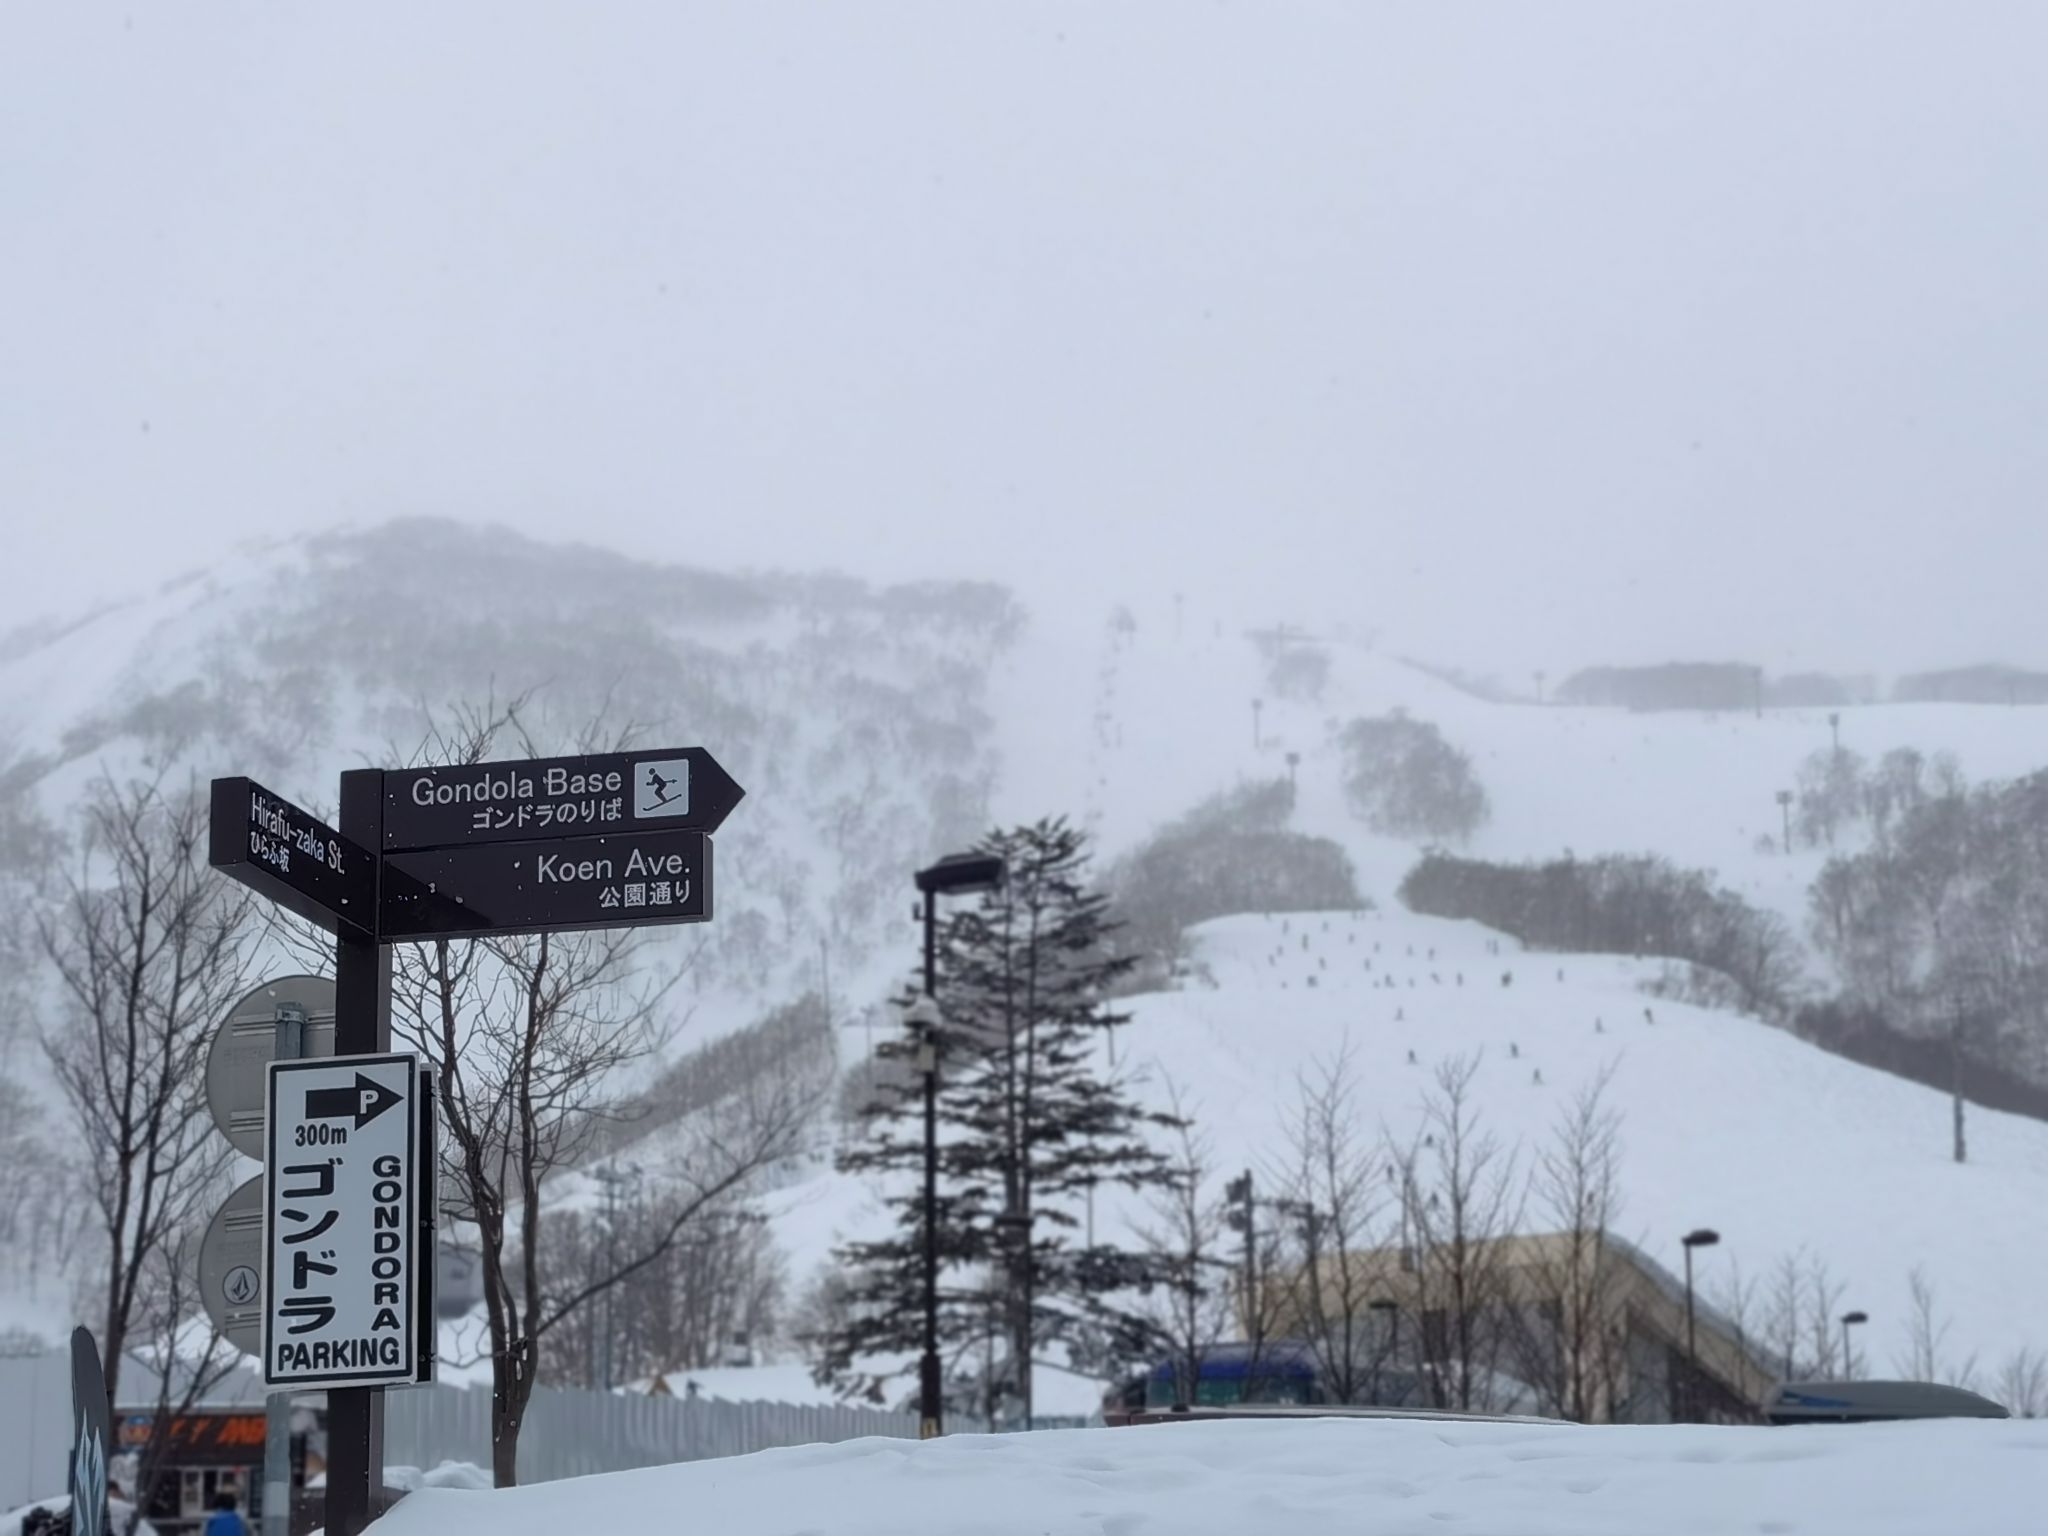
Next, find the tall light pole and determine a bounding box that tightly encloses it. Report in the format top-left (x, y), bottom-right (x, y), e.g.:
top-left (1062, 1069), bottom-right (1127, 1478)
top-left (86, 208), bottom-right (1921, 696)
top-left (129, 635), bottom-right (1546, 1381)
top-left (911, 851), bottom-right (1007, 1440)
top-left (1775, 790), bottom-right (1794, 855)
top-left (1681, 1228), bottom-right (1720, 1421)
top-left (1252, 697), bottom-right (1264, 750)
top-left (1840, 1310), bottom-right (1868, 1377)
top-left (1828, 711), bottom-right (1842, 757)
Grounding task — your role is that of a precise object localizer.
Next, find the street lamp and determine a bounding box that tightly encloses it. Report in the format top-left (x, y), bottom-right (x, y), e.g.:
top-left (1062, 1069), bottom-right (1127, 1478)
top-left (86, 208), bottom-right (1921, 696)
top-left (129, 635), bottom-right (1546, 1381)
top-left (1775, 790), bottom-right (1794, 855)
top-left (1368, 1298), bottom-right (1400, 1405)
top-left (1681, 1228), bottom-right (1720, 1421)
top-left (910, 852), bottom-right (1006, 1441)
top-left (1840, 1310), bottom-right (1868, 1377)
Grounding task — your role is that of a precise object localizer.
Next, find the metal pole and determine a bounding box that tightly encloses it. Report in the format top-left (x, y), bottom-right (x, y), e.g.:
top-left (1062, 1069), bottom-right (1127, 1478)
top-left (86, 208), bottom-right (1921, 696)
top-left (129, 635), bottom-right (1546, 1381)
top-left (602, 1170), bottom-right (618, 1393)
top-left (263, 1002), bottom-right (308, 1536)
top-left (1684, 1246), bottom-right (1697, 1423)
top-left (327, 769), bottom-right (391, 1536)
top-left (918, 888), bottom-right (942, 1439)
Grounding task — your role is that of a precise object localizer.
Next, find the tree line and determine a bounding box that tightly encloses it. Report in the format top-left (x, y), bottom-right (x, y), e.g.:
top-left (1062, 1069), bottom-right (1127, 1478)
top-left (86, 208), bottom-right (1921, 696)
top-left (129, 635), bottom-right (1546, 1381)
top-left (1398, 852), bottom-right (1802, 1019)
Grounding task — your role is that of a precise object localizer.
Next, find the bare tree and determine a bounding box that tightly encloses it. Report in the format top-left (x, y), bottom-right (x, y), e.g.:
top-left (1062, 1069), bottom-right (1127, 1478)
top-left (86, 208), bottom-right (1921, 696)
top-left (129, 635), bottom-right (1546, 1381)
top-left (1124, 1086), bottom-right (1235, 1409)
top-left (1395, 1054), bottom-right (1523, 1411)
top-left (1995, 1347), bottom-right (2048, 1417)
top-left (121, 1225), bottom-right (241, 1534)
top-left (38, 774), bottom-right (251, 1412)
top-left (390, 701), bottom-right (819, 1485)
top-left (1893, 1266), bottom-right (1978, 1387)
top-left (1270, 1043), bottom-right (1394, 1404)
top-left (1508, 1068), bottom-right (1625, 1422)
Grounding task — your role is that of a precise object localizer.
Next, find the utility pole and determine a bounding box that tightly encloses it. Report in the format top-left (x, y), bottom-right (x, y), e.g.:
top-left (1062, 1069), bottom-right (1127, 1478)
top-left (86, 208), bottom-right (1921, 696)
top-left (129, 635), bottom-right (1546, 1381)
top-left (1776, 789), bottom-right (1794, 855)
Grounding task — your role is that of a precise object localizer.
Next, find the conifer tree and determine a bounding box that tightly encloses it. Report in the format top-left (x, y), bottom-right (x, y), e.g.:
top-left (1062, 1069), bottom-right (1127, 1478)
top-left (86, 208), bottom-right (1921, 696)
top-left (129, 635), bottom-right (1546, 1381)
top-left (819, 818), bottom-right (1178, 1423)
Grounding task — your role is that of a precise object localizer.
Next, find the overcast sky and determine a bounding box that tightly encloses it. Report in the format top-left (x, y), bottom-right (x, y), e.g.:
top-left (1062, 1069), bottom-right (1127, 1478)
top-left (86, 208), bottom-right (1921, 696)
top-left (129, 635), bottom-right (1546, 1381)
top-left (5, 3), bottom-right (2044, 675)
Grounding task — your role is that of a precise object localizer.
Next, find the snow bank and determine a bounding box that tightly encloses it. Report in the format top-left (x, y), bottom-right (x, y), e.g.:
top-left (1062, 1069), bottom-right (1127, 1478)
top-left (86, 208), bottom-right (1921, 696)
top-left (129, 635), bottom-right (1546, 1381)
top-left (371, 1417), bottom-right (2046, 1536)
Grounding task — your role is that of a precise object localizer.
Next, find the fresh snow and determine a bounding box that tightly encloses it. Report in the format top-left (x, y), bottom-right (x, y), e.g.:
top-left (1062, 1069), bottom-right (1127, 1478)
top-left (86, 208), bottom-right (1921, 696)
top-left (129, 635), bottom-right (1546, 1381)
top-left (369, 1418), bottom-right (2047, 1536)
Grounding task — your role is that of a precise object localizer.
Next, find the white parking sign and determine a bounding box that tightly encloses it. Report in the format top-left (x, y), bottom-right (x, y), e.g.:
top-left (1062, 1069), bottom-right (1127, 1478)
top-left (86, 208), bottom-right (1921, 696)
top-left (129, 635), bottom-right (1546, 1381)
top-left (263, 1053), bottom-right (422, 1391)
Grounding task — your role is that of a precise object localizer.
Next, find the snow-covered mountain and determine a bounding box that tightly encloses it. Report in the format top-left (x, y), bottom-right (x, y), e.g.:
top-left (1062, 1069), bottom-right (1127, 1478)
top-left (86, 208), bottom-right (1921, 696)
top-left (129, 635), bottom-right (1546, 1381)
top-left (5, 520), bottom-right (2046, 1390)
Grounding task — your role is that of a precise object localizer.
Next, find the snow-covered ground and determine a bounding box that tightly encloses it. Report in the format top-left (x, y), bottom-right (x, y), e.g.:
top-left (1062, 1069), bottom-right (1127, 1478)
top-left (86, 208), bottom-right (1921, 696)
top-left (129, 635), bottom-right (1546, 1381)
top-left (370, 1417), bottom-right (2048, 1536)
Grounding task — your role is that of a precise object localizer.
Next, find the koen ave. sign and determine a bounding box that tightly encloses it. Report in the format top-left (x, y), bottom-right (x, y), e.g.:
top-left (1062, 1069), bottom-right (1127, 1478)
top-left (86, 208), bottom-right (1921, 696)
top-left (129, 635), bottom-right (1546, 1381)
top-left (380, 829), bottom-right (711, 942)
top-left (263, 1054), bottom-right (422, 1392)
top-left (379, 747), bottom-right (744, 851)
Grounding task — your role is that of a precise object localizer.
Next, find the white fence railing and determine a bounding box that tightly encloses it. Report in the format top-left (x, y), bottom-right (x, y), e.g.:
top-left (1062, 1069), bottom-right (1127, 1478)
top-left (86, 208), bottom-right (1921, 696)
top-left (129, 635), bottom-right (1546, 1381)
top-left (384, 1383), bottom-right (919, 1483)
top-left (0, 1350), bottom-right (72, 1510)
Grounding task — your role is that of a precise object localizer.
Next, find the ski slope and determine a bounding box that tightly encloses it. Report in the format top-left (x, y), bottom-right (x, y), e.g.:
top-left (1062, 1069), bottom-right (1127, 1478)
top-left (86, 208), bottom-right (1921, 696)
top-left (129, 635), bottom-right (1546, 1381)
top-left (792, 617), bottom-right (2048, 1394)
top-left (776, 903), bottom-right (2048, 1392)
top-left (1125, 907), bottom-right (2048, 1378)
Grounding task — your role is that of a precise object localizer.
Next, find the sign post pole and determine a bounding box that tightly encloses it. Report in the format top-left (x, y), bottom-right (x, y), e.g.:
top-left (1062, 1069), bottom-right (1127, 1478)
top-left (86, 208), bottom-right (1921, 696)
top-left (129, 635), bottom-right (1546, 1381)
top-left (262, 1000), bottom-right (305, 1536)
top-left (326, 769), bottom-right (390, 1536)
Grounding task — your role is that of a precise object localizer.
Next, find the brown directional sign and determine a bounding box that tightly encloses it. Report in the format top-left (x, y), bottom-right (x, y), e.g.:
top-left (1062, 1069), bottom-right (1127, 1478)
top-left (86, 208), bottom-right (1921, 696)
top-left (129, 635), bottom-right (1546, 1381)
top-left (208, 777), bottom-right (377, 938)
top-left (380, 748), bottom-right (744, 852)
top-left (380, 829), bottom-right (712, 942)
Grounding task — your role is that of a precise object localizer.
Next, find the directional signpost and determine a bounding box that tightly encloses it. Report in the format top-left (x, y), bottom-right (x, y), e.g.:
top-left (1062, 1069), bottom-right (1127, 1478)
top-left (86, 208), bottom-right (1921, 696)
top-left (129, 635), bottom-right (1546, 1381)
top-left (380, 748), bottom-right (744, 851)
top-left (208, 744), bottom-right (744, 1535)
top-left (208, 778), bottom-right (377, 938)
top-left (262, 1055), bottom-right (423, 1392)
top-left (382, 828), bottom-right (711, 941)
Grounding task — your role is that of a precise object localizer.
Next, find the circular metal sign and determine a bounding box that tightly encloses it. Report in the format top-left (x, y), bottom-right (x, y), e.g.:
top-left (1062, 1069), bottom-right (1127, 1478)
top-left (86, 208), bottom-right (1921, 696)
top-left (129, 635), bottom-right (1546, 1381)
top-left (206, 974), bottom-right (337, 1157)
top-left (198, 1175), bottom-right (265, 1359)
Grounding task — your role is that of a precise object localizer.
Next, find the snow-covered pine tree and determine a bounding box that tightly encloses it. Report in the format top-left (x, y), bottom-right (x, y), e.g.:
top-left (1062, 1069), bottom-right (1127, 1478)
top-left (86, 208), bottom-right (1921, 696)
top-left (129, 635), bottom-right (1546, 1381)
top-left (816, 818), bottom-right (1179, 1424)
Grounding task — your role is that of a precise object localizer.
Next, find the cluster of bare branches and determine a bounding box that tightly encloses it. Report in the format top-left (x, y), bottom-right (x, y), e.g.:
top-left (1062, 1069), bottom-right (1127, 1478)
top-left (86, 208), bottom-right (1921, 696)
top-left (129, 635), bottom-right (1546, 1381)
top-left (37, 773), bottom-right (253, 1412)
top-left (382, 699), bottom-right (823, 1485)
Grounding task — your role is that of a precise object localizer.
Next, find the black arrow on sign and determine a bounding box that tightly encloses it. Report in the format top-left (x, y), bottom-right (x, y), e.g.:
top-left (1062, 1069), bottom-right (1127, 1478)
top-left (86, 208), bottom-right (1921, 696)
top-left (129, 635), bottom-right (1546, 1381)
top-left (304, 1073), bottom-right (404, 1129)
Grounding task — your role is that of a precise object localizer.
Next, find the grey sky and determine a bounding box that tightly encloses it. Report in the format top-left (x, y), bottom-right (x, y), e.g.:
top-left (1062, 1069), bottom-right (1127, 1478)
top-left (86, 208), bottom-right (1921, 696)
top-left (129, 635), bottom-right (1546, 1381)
top-left (5, 3), bottom-right (2044, 674)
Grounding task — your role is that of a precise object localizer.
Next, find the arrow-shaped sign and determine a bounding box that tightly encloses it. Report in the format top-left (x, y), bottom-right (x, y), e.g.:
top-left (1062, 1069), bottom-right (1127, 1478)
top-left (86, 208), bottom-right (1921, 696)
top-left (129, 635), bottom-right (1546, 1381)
top-left (304, 1073), bottom-right (406, 1129)
top-left (381, 747), bottom-right (746, 852)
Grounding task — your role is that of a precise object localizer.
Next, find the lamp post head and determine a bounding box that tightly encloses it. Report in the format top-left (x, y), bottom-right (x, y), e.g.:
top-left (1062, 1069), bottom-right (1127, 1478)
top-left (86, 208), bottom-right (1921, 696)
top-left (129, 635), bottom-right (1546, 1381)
top-left (915, 851), bottom-right (1006, 897)
top-left (1842, 1310), bottom-right (1868, 1326)
top-left (903, 993), bottom-right (942, 1033)
top-left (1368, 1298), bottom-right (1399, 1314)
top-left (1682, 1228), bottom-right (1721, 1249)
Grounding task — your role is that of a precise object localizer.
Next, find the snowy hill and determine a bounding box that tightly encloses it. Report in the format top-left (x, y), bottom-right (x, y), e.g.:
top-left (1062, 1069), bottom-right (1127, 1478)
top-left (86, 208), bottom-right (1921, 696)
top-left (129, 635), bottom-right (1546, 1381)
top-left (6, 525), bottom-right (2048, 1396)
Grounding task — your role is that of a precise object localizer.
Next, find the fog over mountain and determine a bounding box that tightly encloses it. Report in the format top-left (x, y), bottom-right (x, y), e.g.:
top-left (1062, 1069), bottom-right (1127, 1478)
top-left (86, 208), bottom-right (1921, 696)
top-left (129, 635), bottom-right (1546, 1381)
top-left (6, 3), bottom-right (2048, 674)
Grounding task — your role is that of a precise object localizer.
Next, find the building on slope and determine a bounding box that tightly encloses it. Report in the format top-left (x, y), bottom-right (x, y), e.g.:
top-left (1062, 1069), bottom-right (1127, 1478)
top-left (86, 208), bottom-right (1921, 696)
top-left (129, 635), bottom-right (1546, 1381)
top-left (1267, 1230), bottom-right (1779, 1425)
